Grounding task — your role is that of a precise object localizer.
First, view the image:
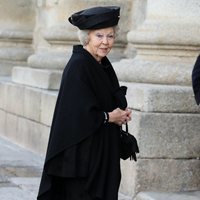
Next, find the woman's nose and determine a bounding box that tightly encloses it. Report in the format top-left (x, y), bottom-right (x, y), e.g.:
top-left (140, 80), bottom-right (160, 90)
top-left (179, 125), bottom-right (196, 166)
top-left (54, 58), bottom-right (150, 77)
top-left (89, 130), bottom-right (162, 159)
top-left (102, 37), bottom-right (109, 44)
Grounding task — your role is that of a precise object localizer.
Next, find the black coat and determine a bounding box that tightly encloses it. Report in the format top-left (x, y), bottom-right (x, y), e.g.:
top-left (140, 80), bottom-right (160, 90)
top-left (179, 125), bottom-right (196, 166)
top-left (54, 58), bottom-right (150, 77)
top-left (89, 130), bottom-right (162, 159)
top-left (192, 55), bottom-right (200, 105)
top-left (37, 45), bottom-right (127, 200)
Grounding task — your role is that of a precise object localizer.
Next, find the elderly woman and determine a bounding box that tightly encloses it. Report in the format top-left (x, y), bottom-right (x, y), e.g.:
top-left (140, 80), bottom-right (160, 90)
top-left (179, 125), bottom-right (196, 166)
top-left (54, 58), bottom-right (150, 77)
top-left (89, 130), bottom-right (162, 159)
top-left (37, 6), bottom-right (132, 200)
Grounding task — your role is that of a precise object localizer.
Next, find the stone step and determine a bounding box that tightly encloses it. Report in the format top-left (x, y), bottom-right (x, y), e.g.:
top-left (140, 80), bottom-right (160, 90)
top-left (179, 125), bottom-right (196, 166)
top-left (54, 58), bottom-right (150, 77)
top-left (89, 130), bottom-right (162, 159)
top-left (12, 66), bottom-right (62, 90)
top-left (135, 191), bottom-right (200, 200)
top-left (1, 81), bottom-right (200, 158)
top-left (122, 82), bottom-right (200, 113)
top-left (113, 57), bottom-right (193, 86)
top-left (120, 159), bottom-right (200, 197)
top-left (1, 79), bottom-right (200, 157)
top-left (0, 81), bottom-right (57, 126)
top-left (129, 111), bottom-right (200, 159)
top-left (0, 61), bottom-right (26, 76)
top-left (120, 111), bottom-right (200, 195)
top-left (10, 68), bottom-right (200, 113)
top-left (0, 110), bottom-right (50, 155)
top-left (0, 65), bottom-right (13, 76)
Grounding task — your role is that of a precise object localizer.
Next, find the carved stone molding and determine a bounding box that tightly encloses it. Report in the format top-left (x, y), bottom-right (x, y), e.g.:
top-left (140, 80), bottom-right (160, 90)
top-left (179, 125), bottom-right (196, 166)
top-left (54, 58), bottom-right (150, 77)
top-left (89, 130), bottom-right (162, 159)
top-left (126, 0), bottom-right (200, 59)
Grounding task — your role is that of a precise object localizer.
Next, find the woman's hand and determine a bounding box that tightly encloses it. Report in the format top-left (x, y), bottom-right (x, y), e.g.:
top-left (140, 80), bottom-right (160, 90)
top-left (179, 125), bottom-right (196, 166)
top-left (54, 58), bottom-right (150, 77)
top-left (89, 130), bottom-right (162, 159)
top-left (108, 108), bottom-right (132, 126)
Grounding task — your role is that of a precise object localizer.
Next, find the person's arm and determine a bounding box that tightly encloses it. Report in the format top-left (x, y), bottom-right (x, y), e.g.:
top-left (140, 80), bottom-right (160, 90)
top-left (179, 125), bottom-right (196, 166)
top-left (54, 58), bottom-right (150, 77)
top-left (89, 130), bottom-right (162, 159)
top-left (192, 55), bottom-right (200, 105)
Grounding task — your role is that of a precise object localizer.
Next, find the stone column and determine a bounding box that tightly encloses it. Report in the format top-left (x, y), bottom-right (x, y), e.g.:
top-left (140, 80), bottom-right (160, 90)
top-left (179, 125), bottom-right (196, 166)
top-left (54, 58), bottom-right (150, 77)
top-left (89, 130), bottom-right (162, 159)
top-left (0, 0), bottom-right (35, 75)
top-left (114, 0), bottom-right (200, 198)
top-left (126, 0), bottom-right (200, 61)
top-left (12, 0), bottom-right (72, 90)
top-left (12, 0), bottom-right (132, 90)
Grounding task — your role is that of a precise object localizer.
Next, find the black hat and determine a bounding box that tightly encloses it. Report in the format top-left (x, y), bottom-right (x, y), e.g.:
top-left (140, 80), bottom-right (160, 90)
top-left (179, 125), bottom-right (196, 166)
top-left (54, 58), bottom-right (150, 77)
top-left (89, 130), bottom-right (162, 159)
top-left (68, 6), bottom-right (120, 30)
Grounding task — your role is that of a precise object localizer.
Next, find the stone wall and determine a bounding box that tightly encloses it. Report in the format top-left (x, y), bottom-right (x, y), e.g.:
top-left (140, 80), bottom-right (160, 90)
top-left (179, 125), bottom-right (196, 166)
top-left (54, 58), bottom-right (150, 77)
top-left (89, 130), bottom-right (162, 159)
top-left (0, 0), bottom-right (199, 199)
top-left (113, 0), bottom-right (200, 198)
top-left (0, 0), bottom-right (35, 75)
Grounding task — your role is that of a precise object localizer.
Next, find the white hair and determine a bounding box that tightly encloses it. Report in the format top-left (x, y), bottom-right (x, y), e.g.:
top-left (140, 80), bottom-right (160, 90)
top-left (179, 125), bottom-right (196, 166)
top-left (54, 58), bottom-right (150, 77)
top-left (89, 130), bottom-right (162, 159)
top-left (77, 26), bottom-right (119, 46)
top-left (77, 29), bottom-right (90, 46)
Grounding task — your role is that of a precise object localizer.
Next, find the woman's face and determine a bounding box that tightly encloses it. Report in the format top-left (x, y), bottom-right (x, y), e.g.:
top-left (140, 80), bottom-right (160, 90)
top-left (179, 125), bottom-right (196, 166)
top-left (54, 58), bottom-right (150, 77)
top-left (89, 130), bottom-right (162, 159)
top-left (84, 27), bottom-right (115, 62)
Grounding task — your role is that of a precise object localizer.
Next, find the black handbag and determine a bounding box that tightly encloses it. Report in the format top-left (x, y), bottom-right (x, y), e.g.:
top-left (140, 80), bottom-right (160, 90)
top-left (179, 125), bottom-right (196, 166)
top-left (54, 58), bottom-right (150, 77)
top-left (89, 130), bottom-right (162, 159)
top-left (120, 123), bottom-right (139, 161)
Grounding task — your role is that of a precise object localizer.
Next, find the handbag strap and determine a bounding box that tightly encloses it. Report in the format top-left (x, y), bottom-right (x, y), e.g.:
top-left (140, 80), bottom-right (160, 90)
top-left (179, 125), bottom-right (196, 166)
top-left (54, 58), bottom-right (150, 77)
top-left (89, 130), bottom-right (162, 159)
top-left (120, 123), bottom-right (128, 133)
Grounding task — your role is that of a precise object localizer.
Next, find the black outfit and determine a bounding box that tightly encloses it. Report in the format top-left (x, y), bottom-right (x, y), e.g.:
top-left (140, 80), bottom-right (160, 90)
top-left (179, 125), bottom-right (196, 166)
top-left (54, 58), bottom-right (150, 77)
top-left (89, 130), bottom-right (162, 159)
top-left (192, 55), bottom-right (200, 105)
top-left (37, 45), bottom-right (127, 200)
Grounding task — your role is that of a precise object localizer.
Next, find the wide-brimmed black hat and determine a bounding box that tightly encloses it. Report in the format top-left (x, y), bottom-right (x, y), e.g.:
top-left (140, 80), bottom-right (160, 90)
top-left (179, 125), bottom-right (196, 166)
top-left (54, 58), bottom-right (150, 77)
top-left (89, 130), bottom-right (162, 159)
top-left (68, 6), bottom-right (120, 30)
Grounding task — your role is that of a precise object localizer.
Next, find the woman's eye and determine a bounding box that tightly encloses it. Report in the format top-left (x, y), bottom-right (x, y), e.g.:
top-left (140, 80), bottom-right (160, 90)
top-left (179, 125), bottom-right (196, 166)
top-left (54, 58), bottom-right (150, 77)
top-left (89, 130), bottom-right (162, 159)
top-left (96, 34), bottom-right (104, 39)
top-left (95, 34), bottom-right (115, 40)
top-left (107, 35), bottom-right (114, 39)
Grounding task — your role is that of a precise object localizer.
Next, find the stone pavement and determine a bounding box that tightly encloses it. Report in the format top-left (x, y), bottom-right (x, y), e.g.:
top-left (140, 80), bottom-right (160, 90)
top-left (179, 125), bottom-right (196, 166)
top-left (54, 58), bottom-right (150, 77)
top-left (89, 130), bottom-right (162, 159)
top-left (0, 136), bottom-right (43, 200)
top-left (135, 191), bottom-right (200, 200)
top-left (0, 136), bottom-right (131, 200)
top-left (0, 136), bottom-right (200, 200)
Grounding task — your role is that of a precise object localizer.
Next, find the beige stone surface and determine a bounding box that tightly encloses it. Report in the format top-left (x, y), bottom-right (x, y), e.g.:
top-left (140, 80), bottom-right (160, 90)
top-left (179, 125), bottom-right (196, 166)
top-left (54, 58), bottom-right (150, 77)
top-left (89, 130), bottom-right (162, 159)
top-left (5, 83), bottom-right (25, 116)
top-left (129, 111), bottom-right (200, 159)
top-left (114, 58), bottom-right (193, 86)
top-left (120, 160), bottom-right (137, 197)
top-left (0, 81), bottom-right (51, 154)
top-left (40, 91), bottom-right (57, 126)
top-left (0, 43), bottom-right (32, 76)
top-left (12, 67), bottom-right (62, 90)
top-left (0, 82), bottom-right (7, 109)
top-left (24, 88), bottom-right (42, 122)
top-left (0, 65), bottom-right (13, 76)
top-left (1, 110), bottom-right (50, 155)
top-left (135, 191), bottom-right (200, 200)
top-left (0, 81), bottom-right (58, 126)
top-left (120, 159), bottom-right (200, 197)
top-left (0, 110), bottom-right (6, 135)
top-left (0, 0), bottom-right (35, 75)
top-left (5, 113), bottom-right (18, 141)
top-left (128, 20), bottom-right (200, 47)
top-left (0, 0), bottom-right (35, 30)
top-left (0, 62), bottom-right (24, 76)
top-left (126, 0), bottom-right (200, 58)
top-left (28, 53), bottom-right (69, 69)
top-left (120, 82), bottom-right (200, 113)
top-left (0, 47), bottom-right (33, 62)
top-left (17, 117), bottom-right (50, 155)
top-left (146, 0), bottom-right (200, 22)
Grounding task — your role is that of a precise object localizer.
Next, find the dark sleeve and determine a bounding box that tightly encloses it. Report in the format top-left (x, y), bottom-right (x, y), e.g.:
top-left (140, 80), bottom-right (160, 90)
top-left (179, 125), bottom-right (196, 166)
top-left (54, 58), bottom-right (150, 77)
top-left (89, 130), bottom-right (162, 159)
top-left (113, 86), bottom-right (127, 110)
top-left (192, 55), bottom-right (200, 105)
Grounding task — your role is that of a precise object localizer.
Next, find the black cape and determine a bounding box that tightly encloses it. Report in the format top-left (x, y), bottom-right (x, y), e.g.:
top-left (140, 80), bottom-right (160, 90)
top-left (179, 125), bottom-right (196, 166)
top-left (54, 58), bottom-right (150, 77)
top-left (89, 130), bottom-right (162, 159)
top-left (37, 45), bottom-right (127, 200)
top-left (192, 55), bottom-right (200, 105)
